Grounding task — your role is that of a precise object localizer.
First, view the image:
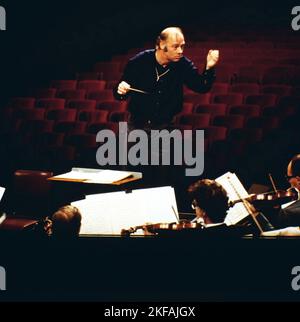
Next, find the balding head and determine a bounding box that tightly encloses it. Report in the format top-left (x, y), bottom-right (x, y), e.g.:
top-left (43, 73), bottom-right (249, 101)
top-left (155, 26), bottom-right (185, 65)
top-left (156, 27), bottom-right (184, 48)
top-left (51, 205), bottom-right (82, 238)
top-left (288, 154), bottom-right (300, 177)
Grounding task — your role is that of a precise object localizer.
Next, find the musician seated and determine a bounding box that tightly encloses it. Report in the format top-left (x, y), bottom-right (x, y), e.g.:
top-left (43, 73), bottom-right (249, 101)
top-left (188, 179), bottom-right (240, 236)
top-left (187, 179), bottom-right (273, 236)
top-left (42, 205), bottom-right (82, 238)
top-left (277, 154), bottom-right (300, 228)
top-left (188, 179), bottom-right (227, 223)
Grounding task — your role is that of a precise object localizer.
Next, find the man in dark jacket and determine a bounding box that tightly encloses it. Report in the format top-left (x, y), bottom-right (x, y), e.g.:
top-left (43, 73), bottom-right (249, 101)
top-left (114, 26), bottom-right (219, 129)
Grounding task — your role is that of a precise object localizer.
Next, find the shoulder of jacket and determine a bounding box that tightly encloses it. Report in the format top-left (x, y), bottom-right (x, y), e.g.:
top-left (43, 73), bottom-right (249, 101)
top-left (130, 49), bottom-right (155, 62)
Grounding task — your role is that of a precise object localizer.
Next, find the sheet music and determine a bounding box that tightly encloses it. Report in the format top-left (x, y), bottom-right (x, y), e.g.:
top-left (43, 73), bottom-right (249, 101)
top-left (0, 213), bottom-right (6, 225)
top-left (90, 170), bottom-right (133, 183)
top-left (0, 186), bottom-right (5, 201)
top-left (261, 226), bottom-right (300, 237)
top-left (71, 198), bottom-right (111, 235)
top-left (215, 172), bottom-right (250, 225)
top-left (52, 170), bottom-right (90, 181)
top-left (73, 186), bottom-right (179, 235)
top-left (51, 167), bottom-right (139, 184)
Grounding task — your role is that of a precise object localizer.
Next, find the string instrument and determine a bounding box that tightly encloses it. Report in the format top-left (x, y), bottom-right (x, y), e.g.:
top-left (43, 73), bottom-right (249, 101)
top-left (226, 175), bottom-right (264, 233)
top-left (229, 189), bottom-right (298, 209)
top-left (121, 220), bottom-right (204, 236)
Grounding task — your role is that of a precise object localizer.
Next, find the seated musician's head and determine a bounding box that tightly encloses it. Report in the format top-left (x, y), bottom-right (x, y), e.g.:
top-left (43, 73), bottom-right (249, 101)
top-left (187, 179), bottom-right (229, 224)
top-left (51, 205), bottom-right (82, 238)
top-left (287, 154), bottom-right (300, 191)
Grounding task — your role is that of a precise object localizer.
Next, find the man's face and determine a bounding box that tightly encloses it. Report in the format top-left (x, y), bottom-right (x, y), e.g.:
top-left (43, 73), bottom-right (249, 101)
top-left (287, 161), bottom-right (300, 190)
top-left (162, 32), bottom-right (185, 62)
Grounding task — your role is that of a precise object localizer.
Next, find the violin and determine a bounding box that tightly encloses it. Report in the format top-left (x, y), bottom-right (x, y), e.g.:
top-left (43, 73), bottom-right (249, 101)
top-left (229, 189), bottom-right (298, 209)
top-left (121, 220), bottom-right (204, 236)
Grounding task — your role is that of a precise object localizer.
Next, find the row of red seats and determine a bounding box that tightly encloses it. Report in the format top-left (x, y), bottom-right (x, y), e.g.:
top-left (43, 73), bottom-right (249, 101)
top-left (29, 82), bottom-right (300, 101)
top-left (7, 120), bottom-right (271, 150)
top-left (185, 84), bottom-right (296, 96)
top-left (41, 81), bottom-right (299, 96)
top-left (8, 96), bottom-right (124, 109)
top-left (88, 62), bottom-right (300, 85)
top-left (8, 92), bottom-right (300, 111)
top-left (2, 109), bottom-right (128, 132)
top-left (5, 96), bottom-right (300, 133)
top-left (4, 94), bottom-right (299, 137)
top-left (6, 118), bottom-right (296, 168)
top-left (5, 108), bottom-right (295, 140)
top-left (183, 93), bottom-right (299, 107)
top-left (181, 102), bottom-right (298, 119)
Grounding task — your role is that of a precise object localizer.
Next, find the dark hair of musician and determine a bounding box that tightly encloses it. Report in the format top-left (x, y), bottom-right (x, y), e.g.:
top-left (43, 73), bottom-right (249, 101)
top-left (187, 179), bottom-right (229, 223)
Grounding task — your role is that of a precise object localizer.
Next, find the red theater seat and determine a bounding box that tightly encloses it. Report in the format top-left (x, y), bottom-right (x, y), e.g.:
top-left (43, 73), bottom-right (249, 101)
top-left (77, 80), bottom-right (106, 91)
top-left (229, 83), bottom-right (260, 95)
top-left (96, 101), bottom-right (127, 111)
top-left (53, 121), bottom-right (87, 134)
top-left (212, 115), bottom-right (245, 130)
top-left (67, 99), bottom-right (97, 110)
top-left (194, 104), bottom-right (227, 119)
top-left (12, 108), bottom-right (45, 121)
top-left (77, 110), bottom-right (109, 123)
top-left (87, 90), bottom-right (114, 102)
top-left (184, 93), bottom-right (211, 105)
top-left (177, 113), bottom-right (210, 128)
top-left (86, 122), bottom-right (119, 134)
top-left (34, 88), bottom-right (57, 99)
top-left (108, 111), bottom-right (130, 122)
top-left (0, 218), bottom-right (38, 232)
top-left (8, 97), bottom-right (36, 109)
top-left (212, 93), bottom-right (243, 106)
top-left (46, 109), bottom-right (77, 122)
top-left (51, 80), bottom-right (77, 90)
top-left (36, 98), bottom-right (66, 109)
top-left (57, 89), bottom-right (86, 100)
top-left (244, 94), bottom-right (277, 107)
top-left (228, 104), bottom-right (261, 119)
top-left (12, 169), bottom-right (53, 218)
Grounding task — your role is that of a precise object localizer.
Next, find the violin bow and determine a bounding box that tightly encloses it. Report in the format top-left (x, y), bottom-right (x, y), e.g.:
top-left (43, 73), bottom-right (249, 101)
top-left (171, 205), bottom-right (180, 223)
top-left (268, 173), bottom-right (278, 193)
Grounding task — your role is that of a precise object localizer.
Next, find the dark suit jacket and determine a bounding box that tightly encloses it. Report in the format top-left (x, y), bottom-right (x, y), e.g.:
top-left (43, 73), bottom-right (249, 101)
top-left (278, 200), bottom-right (300, 228)
top-left (114, 49), bottom-right (215, 126)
